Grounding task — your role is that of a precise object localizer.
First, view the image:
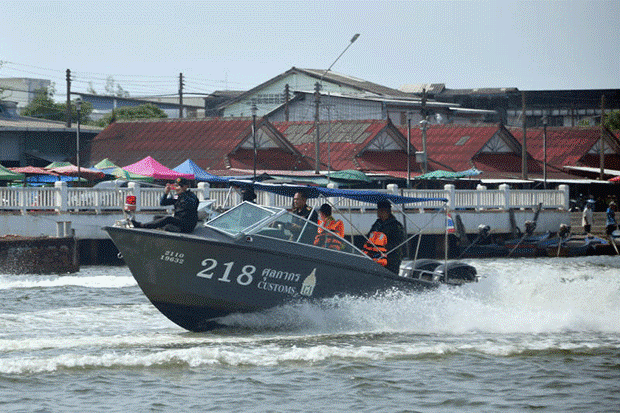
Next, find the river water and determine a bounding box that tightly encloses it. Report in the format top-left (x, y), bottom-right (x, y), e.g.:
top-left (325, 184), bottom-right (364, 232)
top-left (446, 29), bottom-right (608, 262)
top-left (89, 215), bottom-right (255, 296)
top-left (0, 257), bottom-right (618, 412)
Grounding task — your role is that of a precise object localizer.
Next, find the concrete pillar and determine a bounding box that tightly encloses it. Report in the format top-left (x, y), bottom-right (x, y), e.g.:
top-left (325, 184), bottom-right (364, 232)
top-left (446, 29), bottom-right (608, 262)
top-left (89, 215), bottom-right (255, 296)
top-left (54, 181), bottom-right (68, 213)
top-left (558, 184), bottom-right (569, 210)
top-left (444, 184), bottom-right (456, 210)
top-left (499, 184), bottom-right (511, 210)
top-left (197, 182), bottom-right (210, 201)
top-left (128, 182), bottom-right (140, 212)
top-left (476, 184), bottom-right (487, 211)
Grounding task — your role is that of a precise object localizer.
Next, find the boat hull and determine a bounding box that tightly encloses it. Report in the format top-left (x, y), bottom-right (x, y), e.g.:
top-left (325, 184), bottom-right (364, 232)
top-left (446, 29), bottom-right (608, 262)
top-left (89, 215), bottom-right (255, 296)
top-left (105, 226), bottom-right (438, 331)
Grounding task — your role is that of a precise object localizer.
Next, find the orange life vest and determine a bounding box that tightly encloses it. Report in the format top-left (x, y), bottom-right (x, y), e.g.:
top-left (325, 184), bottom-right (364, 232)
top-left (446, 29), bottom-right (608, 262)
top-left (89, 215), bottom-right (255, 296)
top-left (363, 231), bottom-right (388, 266)
top-left (314, 218), bottom-right (345, 250)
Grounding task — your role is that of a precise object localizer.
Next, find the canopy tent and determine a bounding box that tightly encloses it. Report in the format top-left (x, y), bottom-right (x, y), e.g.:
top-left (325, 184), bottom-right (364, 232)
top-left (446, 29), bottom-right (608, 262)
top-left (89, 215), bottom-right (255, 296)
top-left (123, 156), bottom-right (194, 181)
top-left (229, 180), bottom-right (447, 204)
top-left (173, 159), bottom-right (229, 183)
top-left (93, 158), bottom-right (119, 170)
top-left (0, 164), bottom-right (25, 181)
top-left (106, 167), bottom-right (154, 182)
top-left (416, 168), bottom-right (482, 180)
top-left (45, 161), bottom-right (73, 169)
top-left (50, 165), bottom-right (106, 181)
top-left (609, 175), bottom-right (620, 183)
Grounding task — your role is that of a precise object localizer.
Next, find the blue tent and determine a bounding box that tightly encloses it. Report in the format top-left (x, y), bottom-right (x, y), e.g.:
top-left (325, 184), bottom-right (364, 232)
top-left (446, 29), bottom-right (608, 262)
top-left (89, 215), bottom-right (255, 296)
top-left (173, 159), bottom-right (229, 183)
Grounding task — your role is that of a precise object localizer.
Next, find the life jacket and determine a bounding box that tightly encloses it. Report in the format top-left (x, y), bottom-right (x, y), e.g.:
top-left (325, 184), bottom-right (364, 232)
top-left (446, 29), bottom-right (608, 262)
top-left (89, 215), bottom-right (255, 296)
top-left (314, 218), bottom-right (344, 250)
top-left (363, 231), bottom-right (388, 266)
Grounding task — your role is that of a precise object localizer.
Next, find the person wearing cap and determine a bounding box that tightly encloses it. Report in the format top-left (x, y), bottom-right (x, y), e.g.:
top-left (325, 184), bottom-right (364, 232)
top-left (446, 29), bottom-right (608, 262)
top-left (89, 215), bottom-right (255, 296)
top-left (314, 203), bottom-right (345, 250)
top-left (363, 199), bottom-right (405, 274)
top-left (582, 199), bottom-right (594, 235)
top-left (287, 190), bottom-right (318, 244)
top-left (605, 201), bottom-right (617, 236)
top-left (132, 177), bottom-right (199, 233)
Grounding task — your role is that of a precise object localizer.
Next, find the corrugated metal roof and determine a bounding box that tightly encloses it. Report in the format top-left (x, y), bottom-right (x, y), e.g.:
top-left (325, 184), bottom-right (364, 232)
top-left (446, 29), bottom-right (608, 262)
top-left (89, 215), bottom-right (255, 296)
top-left (0, 116), bottom-right (102, 132)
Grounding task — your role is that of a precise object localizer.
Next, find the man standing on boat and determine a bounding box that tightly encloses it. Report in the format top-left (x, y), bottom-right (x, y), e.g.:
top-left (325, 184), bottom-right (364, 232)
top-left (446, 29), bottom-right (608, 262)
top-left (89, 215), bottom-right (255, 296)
top-left (287, 190), bottom-right (318, 244)
top-left (131, 177), bottom-right (199, 233)
top-left (363, 200), bottom-right (404, 274)
top-left (606, 201), bottom-right (617, 236)
top-left (314, 203), bottom-right (345, 250)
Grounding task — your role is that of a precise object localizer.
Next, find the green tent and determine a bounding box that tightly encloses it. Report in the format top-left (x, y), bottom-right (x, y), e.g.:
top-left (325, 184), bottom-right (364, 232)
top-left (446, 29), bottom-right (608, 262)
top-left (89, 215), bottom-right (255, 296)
top-left (327, 169), bottom-right (371, 183)
top-left (416, 168), bottom-right (482, 180)
top-left (45, 161), bottom-right (73, 169)
top-left (0, 165), bottom-right (25, 181)
top-left (110, 167), bottom-right (154, 182)
top-left (93, 158), bottom-right (119, 169)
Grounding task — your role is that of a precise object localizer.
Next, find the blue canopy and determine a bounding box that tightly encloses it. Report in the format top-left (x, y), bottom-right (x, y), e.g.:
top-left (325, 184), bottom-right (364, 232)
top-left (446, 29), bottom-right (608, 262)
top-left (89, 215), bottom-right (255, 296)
top-left (173, 159), bottom-right (229, 183)
top-left (229, 180), bottom-right (447, 204)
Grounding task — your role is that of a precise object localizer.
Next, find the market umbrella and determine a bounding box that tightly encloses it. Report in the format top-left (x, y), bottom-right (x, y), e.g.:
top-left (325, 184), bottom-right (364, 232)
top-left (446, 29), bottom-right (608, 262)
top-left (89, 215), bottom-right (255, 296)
top-left (327, 169), bottom-right (371, 183)
top-left (0, 164), bottom-right (25, 181)
top-left (50, 165), bottom-right (106, 180)
top-left (108, 167), bottom-right (154, 182)
top-left (11, 166), bottom-right (59, 176)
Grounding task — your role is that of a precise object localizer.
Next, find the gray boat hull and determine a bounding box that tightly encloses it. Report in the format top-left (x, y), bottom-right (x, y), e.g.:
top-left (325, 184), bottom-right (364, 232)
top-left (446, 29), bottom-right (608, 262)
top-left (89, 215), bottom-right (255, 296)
top-left (105, 225), bottom-right (439, 331)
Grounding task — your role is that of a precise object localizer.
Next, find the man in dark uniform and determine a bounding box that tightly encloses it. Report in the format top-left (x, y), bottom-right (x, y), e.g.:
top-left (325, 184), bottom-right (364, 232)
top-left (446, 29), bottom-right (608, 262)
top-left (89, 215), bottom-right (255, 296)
top-left (132, 177), bottom-right (199, 233)
top-left (288, 190), bottom-right (318, 244)
top-left (363, 199), bottom-right (405, 274)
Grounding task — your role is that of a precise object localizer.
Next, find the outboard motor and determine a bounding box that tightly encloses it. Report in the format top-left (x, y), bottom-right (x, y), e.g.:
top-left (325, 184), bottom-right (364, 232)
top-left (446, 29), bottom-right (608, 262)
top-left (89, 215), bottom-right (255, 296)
top-left (478, 224), bottom-right (490, 238)
top-left (558, 223), bottom-right (571, 239)
top-left (434, 261), bottom-right (479, 285)
top-left (401, 259), bottom-right (441, 282)
top-left (524, 220), bottom-right (536, 237)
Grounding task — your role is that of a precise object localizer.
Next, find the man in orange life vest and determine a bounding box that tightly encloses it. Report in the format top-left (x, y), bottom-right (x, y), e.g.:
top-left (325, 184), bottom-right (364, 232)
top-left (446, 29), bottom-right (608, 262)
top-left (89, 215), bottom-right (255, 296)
top-left (363, 199), bottom-right (405, 274)
top-left (314, 203), bottom-right (345, 250)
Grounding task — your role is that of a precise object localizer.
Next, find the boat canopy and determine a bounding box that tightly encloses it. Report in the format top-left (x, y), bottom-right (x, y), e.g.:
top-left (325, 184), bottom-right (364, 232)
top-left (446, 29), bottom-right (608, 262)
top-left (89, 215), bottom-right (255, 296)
top-left (229, 180), bottom-right (447, 204)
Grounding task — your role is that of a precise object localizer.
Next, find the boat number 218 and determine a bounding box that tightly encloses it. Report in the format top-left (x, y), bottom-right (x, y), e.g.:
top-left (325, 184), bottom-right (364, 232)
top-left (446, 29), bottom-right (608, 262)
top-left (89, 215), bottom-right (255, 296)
top-left (196, 258), bottom-right (255, 286)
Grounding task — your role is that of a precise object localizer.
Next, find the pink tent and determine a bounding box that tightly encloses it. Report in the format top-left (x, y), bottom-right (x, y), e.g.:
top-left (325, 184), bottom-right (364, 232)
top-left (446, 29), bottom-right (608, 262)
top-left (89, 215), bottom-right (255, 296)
top-left (122, 156), bottom-right (194, 180)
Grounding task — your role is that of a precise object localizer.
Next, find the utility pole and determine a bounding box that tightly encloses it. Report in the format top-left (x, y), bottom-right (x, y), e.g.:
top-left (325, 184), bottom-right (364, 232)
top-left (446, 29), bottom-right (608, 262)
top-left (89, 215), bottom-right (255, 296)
top-left (252, 102), bottom-right (257, 181)
top-left (542, 113), bottom-right (547, 189)
top-left (521, 91), bottom-right (528, 180)
top-left (66, 69), bottom-right (71, 127)
top-left (284, 84), bottom-right (290, 122)
top-left (179, 73), bottom-right (184, 118)
top-left (600, 94), bottom-right (606, 180)
top-left (314, 82), bottom-right (321, 174)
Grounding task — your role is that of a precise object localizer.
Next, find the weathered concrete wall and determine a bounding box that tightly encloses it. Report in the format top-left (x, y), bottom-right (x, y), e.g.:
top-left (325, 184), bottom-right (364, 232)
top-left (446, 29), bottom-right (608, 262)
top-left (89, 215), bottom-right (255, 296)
top-left (0, 236), bottom-right (79, 274)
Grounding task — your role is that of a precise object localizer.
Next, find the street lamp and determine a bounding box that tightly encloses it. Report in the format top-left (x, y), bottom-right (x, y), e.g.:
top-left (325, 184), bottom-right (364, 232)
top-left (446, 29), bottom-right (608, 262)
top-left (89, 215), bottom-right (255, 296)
top-left (75, 97), bottom-right (82, 184)
top-left (251, 102), bottom-right (257, 181)
top-left (542, 113), bottom-right (548, 189)
top-left (419, 118), bottom-right (429, 174)
top-left (315, 33), bottom-right (360, 174)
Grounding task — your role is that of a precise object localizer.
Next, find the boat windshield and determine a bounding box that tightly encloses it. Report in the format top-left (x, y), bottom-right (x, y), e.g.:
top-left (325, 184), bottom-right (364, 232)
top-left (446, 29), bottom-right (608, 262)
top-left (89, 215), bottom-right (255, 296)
top-left (206, 202), bottom-right (364, 256)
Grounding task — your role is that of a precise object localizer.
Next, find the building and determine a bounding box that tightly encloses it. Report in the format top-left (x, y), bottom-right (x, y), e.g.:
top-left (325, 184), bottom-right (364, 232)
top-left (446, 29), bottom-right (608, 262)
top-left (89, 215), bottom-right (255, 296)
top-left (0, 78), bottom-right (51, 113)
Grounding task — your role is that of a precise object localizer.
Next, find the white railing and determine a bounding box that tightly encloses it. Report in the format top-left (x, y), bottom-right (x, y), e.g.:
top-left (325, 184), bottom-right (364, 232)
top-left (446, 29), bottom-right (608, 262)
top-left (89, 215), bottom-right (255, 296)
top-left (0, 181), bottom-right (570, 214)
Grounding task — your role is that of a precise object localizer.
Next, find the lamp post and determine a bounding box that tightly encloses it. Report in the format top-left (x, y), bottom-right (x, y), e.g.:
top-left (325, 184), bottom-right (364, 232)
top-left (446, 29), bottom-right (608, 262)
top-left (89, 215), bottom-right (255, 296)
top-left (314, 33), bottom-right (360, 174)
top-left (407, 112), bottom-right (412, 188)
top-left (75, 98), bottom-right (82, 184)
top-left (419, 118), bottom-right (429, 174)
top-left (542, 113), bottom-right (547, 189)
top-left (251, 102), bottom-right (257, 181)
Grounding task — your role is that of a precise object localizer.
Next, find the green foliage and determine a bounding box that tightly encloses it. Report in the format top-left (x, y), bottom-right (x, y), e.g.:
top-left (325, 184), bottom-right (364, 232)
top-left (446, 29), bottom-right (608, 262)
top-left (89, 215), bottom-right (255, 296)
top-left (604, 110), bottom-right (620, 131)
top-left (21, 89), bottom-right (92, 123)
top-left (95, 103), bottom-right (167, 127)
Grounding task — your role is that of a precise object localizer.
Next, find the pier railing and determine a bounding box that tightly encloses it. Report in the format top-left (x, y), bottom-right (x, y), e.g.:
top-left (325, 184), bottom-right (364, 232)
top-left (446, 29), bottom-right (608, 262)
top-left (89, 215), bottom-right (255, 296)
top-left (0, 181), bottom-right (569, 214)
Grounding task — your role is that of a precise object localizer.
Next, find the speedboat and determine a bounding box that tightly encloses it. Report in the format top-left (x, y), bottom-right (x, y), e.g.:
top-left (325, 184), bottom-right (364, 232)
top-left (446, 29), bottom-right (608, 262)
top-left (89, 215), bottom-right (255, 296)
top-left (105, 183), bottom-right (476, 332)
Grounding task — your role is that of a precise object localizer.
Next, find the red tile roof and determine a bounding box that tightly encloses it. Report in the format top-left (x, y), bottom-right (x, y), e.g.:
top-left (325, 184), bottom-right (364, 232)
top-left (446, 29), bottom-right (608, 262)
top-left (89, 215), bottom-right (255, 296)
top-left (89, 117), bottom-right (311, 171)
top-left (509, 126), bottom-right (620, 170)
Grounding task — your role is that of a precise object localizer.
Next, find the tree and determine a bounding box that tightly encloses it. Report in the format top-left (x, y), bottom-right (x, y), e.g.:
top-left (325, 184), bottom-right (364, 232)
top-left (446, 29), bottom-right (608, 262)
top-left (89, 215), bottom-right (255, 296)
top-left (104, 76), bottom-right (129, 97)
top-left (22, 88), bottom-right (92, 123)
top-left (95, 103), bottom-right (167, 127)
top-left (605, 110), bottom-right (620, 131)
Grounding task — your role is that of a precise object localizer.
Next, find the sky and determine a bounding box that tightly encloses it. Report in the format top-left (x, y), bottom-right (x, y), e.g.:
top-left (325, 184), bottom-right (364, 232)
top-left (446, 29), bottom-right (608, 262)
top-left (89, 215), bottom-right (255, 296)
top-left (2, 0), bottom-right (619, 101)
